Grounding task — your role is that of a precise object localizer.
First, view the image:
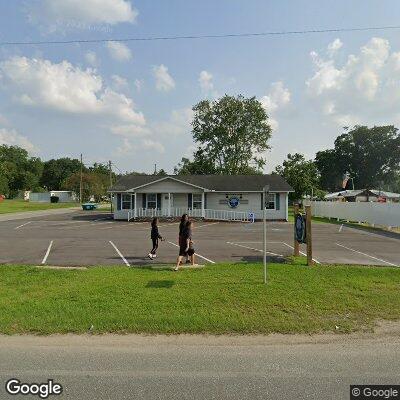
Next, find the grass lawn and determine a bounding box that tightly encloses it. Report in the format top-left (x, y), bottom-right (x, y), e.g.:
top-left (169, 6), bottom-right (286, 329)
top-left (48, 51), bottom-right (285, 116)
top-left (0, 258), bottom-right (399, 335)
top-left (0, 199), bottom-right (78, 214)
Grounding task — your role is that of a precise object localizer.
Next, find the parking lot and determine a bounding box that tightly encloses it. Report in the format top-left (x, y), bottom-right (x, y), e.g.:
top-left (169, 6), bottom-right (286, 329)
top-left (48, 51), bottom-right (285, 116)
top-left (0, 210), bottom-right (399, 267)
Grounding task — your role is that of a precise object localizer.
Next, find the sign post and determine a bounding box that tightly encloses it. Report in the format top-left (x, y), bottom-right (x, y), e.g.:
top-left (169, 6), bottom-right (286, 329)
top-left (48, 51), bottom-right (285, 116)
top-left (263, 185), bottom-right (269, 284)
top-left (305, 205), bottom-right (313, 266)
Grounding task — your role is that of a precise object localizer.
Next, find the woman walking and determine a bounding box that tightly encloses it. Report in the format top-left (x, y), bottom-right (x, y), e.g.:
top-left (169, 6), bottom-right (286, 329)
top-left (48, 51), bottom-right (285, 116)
top-left (148, 217), bottom-right (163, 260)
top-left (175, 220), bottom-right (195, 270)
top-left (178, 214), bottom-right (190, 264)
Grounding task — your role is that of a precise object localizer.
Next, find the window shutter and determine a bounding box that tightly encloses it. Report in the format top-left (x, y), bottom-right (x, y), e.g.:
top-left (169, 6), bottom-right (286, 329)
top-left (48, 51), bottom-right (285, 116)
top-left (188, 193), bottom-right (192, 209)
top-left (117, 193), bottom-right (121, 211)
top-left (142, 194), bottom-right (146, 209)
top-left (157, 194), bottom-right (162, 210)
top-left (276, 193), bottom-right (280, 210)
top-left (260, 193), bottom-right (263, 210)
top-left (204, 193), bottom-right (207, 209)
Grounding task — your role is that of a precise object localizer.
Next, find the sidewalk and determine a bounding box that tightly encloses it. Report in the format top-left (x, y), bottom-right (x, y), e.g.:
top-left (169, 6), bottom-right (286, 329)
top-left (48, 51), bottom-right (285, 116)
top-left (0, 207), bottom-right (80, 222)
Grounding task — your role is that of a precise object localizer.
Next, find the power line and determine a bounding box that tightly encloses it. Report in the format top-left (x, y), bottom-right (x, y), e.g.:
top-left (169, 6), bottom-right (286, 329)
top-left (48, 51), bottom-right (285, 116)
top-left (2, 25), bottom-right (400, 46)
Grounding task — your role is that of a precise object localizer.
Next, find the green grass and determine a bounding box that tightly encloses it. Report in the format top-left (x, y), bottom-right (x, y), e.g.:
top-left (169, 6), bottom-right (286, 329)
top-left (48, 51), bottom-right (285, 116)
top-left (0, 259), bottom-right (399, 335)
top-left (0, 199), bottom-right (78, 214)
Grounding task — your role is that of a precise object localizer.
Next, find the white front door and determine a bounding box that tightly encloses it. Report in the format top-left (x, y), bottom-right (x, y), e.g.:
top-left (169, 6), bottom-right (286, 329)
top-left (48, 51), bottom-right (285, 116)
top-left (162, 193), bottom-right (173, 215)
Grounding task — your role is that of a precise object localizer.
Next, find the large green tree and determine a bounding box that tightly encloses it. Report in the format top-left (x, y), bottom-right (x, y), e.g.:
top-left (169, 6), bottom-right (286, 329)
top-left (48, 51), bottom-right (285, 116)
top-left (275, 153), bottom-right (321, 201)
top-left (315, 125), bottom-right (400, 191)
top-left (176, 95), bottom-right (272, 175)
top-left (0, 145), bottom-right (43, 196)
top-left (40, 158), bottom-right (83, 190)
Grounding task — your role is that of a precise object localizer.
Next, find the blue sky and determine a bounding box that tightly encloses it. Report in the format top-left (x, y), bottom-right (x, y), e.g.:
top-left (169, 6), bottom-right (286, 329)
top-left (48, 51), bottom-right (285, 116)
top-left (1, 0), bottom-right (400, 173)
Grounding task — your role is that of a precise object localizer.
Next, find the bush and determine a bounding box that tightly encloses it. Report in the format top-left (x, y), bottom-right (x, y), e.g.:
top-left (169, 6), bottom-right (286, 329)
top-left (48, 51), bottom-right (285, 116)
top-left (50, 196), bottom-right (59, 203)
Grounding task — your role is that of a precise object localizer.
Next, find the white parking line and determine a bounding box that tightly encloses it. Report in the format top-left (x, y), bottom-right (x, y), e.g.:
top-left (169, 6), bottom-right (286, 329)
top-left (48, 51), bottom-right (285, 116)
top-left (335, 243), bottom-right (398, 267)
top-left (109, 241), bottom-right (131, 267)
top-left (226, 242), bottom-right (283, 257)
top-left (167, 241), bottom-right (215, 264)
top-left (15, 221), bottom-right (32, 230)
top-left (282, 242), bottom-right (321, 264)
top-left (339, 224), bottom-right (344, 233)
top-left (41, 241), bottom-right (54, 265)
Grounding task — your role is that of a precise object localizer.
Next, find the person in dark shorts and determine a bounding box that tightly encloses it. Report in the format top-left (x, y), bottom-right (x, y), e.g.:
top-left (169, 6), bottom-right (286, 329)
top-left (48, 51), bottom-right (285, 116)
top-left (175, 220), bottom-right (195, 270)
top-left (148, 217), bottom-right (163, 260)
top-left (178, 214), bottom-right (190, 264)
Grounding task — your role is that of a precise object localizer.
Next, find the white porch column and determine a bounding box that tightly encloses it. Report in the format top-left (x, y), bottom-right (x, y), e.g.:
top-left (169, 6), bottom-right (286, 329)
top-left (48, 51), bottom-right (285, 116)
top-left (285, 193), bottom-right (288, 222)
top-left (134, 193), bottom-right (137, 219)
top-left (201, 191), bottom-right (205, 218)
top-left (168, 192), bottom-right (171, 217)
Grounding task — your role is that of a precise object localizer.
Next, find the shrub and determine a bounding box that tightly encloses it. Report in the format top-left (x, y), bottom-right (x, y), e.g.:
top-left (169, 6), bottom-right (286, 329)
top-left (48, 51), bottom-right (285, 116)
top-left (50, 196), bottom-right (59, 203)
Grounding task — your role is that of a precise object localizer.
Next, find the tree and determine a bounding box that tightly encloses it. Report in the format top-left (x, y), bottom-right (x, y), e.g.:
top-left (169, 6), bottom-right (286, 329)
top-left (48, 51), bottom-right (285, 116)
top-left (40, 158), bottom-right (83, 190)
top-left (183, 95), bottom-right (272, 174)
top-left (64, 172), bottom-right (106, 202)
top-left (314, 149), bottom-right (341, 192)
top-left (275, 153), bottom-right (320, 201)
top-left (0, 145), bottom-right (43, 196)
top-left (315, 126), bottom-right (400, 191)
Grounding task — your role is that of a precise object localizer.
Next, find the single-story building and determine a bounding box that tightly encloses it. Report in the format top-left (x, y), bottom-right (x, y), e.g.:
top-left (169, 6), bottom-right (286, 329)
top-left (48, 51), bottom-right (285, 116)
top-left (325, 189), bottom-right (400, 203)
top-left (109, 174), bottom-right (293, 221)
top-left (28, 191), bottom-right (77, 203)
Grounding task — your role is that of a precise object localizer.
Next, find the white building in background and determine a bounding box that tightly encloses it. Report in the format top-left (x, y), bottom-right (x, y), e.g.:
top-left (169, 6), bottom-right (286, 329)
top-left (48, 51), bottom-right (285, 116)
top-left (29, 191), bottom-right (77, 203)
top-left (109, 174), bottom-right (293, 221)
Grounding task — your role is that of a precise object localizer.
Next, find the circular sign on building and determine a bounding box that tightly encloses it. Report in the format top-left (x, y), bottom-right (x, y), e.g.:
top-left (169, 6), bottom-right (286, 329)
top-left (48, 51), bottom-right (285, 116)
top-left (228, 196), bottom-right (240, 208)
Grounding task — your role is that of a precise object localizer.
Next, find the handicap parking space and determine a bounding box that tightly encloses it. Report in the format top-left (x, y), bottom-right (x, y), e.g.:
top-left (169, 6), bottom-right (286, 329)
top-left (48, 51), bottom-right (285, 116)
top-left (0, 211), bottom-right (399, 267)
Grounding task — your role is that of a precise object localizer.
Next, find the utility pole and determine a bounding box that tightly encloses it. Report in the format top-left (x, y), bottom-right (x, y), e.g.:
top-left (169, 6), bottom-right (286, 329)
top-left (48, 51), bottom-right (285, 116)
top-left (109, 160), bottom-right (113, 214)
top-left (154, 164), bottom-right (157, 175)
top-left (79, 153), bottom-right (83, 204)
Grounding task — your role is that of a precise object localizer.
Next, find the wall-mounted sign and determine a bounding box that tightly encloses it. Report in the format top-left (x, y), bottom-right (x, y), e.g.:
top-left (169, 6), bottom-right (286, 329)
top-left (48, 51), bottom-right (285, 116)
top-left (228, 196), bottom-right (240, 208)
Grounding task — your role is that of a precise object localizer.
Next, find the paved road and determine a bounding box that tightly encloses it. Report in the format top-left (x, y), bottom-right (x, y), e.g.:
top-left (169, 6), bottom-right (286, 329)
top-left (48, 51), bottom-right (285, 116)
top-left (0, 207), bottom-right (79, 222)
top-left (0, 331), bottom-right (399, 399)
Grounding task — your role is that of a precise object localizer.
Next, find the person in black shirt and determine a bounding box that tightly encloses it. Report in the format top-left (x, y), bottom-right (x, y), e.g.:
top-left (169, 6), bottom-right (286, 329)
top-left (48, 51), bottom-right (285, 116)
top-left (148, 217), bottom-right (163, 260)
top-left (175, 220), bottom-right (195, 270)
top-left (178, 214), bottom-right (190, 264)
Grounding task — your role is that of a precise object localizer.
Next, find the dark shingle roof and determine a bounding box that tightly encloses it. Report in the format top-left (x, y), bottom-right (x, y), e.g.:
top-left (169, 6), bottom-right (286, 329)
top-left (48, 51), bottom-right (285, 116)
top-left (110, 174), bottom-right (293, 192)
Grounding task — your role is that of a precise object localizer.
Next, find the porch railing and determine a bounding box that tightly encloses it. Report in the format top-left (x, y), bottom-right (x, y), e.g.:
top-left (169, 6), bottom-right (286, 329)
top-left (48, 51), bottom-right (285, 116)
top-left (128, 208), bottom-right (251, 222)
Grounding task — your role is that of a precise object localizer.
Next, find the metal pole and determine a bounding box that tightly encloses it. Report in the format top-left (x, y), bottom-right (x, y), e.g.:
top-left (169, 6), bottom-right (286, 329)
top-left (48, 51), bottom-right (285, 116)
top-left (79, 153), bottom-right (83, 203)
top-left (262, 185), bottom-right (269, 284)
top-left (109, 160), bottom-right (113, 214)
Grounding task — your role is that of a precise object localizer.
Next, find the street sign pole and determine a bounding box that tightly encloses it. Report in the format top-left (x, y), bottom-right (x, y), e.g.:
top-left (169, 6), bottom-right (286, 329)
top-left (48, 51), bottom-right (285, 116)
top-left (263, 185), bottom-right (269, 284)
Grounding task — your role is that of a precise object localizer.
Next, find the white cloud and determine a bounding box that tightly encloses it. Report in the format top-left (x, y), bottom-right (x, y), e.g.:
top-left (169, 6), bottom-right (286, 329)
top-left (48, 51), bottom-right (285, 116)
top-left (152, 108), bottom-right (193, 137)
top-left (142, 139), bottom-right (165, 153)
top-left (28, 0), bottom-right (138, 31)
top-left (327, 38), bottom-right (343, 57)
top-left (85, 51), bottom-right (99, 67)
top-left (198, 70), bottom-right (216, 96)
top-left (0, 127), bottom-right (38, 153)
top-left (152, 64), bottom-right (175, 92)
top-left (134, 79), bottom-right (143, 92)
top-left (0, 56), bottom-right (145, 125)
top-left (111, 74), bottom-right (128, 89)
top-left (306, 37), bottom-right (400, 127)
top-left (106, 41), bottom-right (132, 62)
top-left (260, 81), bottom-right (291, 130)
top-left (110, 124), bottom-right (151, 138)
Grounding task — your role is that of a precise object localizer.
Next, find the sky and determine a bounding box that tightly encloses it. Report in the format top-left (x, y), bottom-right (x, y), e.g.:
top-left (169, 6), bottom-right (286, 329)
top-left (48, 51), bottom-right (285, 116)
top-left (1, 1), bottom-right (400, 174)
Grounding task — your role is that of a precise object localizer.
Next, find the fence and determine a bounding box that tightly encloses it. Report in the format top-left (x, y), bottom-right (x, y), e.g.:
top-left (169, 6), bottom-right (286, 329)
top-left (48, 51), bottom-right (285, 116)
top-left (128, 208), bottom-right (251, 222)
top-left (311, 201), bottom-right (400, 228)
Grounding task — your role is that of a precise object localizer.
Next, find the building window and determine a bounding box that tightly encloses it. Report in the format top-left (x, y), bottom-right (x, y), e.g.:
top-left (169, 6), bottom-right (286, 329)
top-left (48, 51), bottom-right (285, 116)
top-left (122, 194), bottom-right (132, 210)
top-left (266, 193), bottom-right (275, 210)
top-left (147, 193), bottom-right (157, 209)
top-left (192, 193), bottom-right (203, 209)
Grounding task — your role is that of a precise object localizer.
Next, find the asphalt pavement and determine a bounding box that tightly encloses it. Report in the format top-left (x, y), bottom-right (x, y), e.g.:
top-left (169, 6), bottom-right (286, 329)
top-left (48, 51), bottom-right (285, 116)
top-left (0, 328), bottom-right (400, 399)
